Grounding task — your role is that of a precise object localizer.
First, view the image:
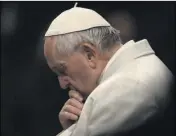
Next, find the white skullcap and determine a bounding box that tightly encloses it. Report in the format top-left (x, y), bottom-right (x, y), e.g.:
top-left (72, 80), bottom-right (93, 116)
top-left (45, 6), bottom-right (111, 36)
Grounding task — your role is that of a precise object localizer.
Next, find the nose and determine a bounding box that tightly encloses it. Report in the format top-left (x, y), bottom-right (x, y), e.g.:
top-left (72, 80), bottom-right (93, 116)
top-left (58, 76), bottom-right (70, 89)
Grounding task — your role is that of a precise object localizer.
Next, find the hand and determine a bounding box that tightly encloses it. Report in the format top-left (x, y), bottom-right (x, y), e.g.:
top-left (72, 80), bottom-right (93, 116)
top-left (59, 90), bottom-right (84, 129)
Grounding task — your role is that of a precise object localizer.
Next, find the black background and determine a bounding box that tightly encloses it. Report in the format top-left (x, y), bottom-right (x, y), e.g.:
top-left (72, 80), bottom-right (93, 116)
top-left (1, 2), bottom-right (175, 136)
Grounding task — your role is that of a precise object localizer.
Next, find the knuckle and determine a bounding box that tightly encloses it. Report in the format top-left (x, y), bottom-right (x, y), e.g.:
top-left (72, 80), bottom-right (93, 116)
top-left (65, 99), bottom-right (71, 106)
top-left (67, 113), bottom-right (72, 119)
top-left (64, 105), bottom-right (70, 110)
top-left (69, 113), bottom-right (76, 120)
top-left (67, 99), bottom-right (73, 104)
top-left (62, 111), bottom-right (68, 117)
top-left (70, 98), bottom-right (76, 104)
top-left (58, 112), bottom-right (64, 118)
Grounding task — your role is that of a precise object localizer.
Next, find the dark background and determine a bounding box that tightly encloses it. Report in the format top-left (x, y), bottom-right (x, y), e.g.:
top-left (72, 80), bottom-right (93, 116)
top-left (1, 2), bottom-right (175, 136)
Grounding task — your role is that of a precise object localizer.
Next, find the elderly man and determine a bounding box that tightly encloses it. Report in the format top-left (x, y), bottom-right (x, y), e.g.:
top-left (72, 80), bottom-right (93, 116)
top-left (44, 5), bottom-right (174, 136)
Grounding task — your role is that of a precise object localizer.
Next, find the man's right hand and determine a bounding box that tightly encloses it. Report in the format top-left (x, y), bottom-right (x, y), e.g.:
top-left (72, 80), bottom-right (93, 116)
top-left (59, 90), bottom-right (84, 130)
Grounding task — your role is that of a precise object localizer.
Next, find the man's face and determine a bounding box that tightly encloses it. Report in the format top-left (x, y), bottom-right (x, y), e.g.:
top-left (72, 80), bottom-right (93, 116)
top-left (44, 36), bottom-right (102, 99)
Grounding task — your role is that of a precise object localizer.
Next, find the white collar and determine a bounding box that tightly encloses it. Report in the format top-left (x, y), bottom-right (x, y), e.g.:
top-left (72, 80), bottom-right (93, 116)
top-left (98, 39), bottom-right (155, 84)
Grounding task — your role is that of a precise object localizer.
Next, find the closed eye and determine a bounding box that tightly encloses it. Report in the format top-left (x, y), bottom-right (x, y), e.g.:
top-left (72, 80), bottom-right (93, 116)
top-left (52, 67), bottom-right (67, 77)
top-left (51, 62), bottom-right (67, 76)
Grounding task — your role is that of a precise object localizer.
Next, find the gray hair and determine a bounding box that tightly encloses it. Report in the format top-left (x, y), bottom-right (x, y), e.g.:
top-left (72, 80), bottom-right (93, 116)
top-left (55, 26), bottom-right (121, 55)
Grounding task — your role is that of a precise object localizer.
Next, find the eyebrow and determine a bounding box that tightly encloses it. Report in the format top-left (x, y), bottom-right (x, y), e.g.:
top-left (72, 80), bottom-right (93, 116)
top-left (51, 66), bottom-right (65, 76)
top-left (51, 63), bottom-right (66, 70)
top-left (58, 63), bottom-right (66, 71)
top-left (56, 61), bottom-right (67, 67)
top-left (51, 61), bottom-right (67, 75)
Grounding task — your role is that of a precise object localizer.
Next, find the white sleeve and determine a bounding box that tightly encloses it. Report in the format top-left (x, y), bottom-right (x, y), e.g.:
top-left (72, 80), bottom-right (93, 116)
top-left (56, 124), bottom-right (76, 136)
top-left (87, 77), bottom-right (159, 136)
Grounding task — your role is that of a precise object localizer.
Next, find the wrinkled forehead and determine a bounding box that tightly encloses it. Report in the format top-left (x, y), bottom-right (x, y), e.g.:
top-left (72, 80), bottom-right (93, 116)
top-left (44, 36), bottom-right (56, 59)
top-left (44, 36), bottom-right (67, 67)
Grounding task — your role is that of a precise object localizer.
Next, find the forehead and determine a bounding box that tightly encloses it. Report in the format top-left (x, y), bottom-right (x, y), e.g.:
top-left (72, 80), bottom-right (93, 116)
top-left (44, 36), bottom-right (67, 67)
top-left (44, 36), bottom-right (56, 59)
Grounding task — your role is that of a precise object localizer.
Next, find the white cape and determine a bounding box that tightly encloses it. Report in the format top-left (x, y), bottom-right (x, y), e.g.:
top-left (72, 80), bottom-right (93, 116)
top-left (57, 39), bottom-right (173, 136)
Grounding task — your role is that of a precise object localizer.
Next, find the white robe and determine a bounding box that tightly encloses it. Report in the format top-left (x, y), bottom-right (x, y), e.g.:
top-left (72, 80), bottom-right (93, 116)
top-left (57, 39), bottom-right (174, 136)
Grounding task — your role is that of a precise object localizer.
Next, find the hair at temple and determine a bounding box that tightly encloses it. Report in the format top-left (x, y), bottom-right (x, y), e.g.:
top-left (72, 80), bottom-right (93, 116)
top-left (54, 26), bottom-right (122, 55)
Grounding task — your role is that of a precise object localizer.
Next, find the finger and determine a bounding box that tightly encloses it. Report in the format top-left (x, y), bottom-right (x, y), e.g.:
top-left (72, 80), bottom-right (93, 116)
top-left (68, 90), bottom-right (83, 102)
top-left (63, 105), bottom-right (82, 116)
top-left (60, 111), bottom-right (78, 121)
top-left (65, 98), bottom-right (84, 109)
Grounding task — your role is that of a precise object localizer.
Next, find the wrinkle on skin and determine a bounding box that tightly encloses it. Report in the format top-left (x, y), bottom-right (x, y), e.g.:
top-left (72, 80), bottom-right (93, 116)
top-left (44, 36), bottom-right (57, 67)
top-left (44, 36), bottom-right (68, 72)
top-left (44, 35), bottom-right (122, 100)
top-left (44, 36), bottom-right (80, 91)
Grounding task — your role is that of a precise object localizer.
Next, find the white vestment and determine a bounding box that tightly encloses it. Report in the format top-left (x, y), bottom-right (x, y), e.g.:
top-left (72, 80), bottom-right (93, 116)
top-left (57, 39), bottom-right (173, 136)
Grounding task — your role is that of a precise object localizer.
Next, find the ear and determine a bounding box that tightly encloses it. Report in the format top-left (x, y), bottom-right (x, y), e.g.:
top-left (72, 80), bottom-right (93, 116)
top-left (81, 43), bottom-right (98, 69)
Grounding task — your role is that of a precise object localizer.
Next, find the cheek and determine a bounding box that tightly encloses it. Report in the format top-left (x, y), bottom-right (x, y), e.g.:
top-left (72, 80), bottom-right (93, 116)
top-left (69, 69), bottom-right (88, 82)
top-left (68, 65), bottom-right (90, 85)
top-left (67, 59), bottom-right (89, 79)
top-left (67, 55), bottom-right (92, 88)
